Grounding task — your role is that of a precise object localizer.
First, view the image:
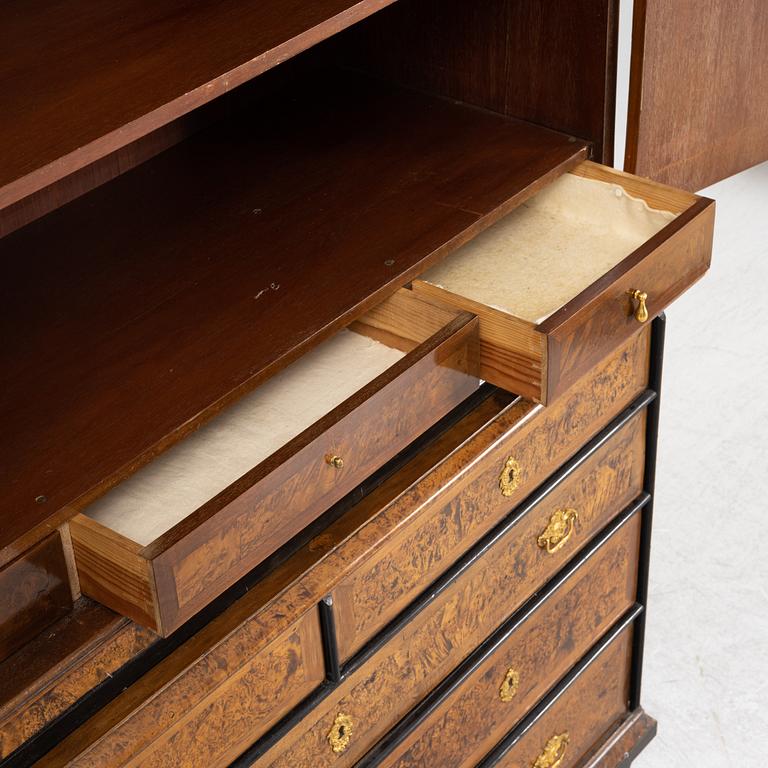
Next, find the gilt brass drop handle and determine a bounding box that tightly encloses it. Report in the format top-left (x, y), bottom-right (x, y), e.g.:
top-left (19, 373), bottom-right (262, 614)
top-left (499, 667), bottom-right (520, 702)
top-left (533, 732), bottom-right (569, 768)
top-left (327, 712), bottom-right (354, 754)
top-left (325, 454), bottom-right (344, 469)
top-left (499, 457), bottom-right (521, 497)
top-left (537, 509), bottom-right (578, 554)
top-left (627, 288), bottom-right (649, 323)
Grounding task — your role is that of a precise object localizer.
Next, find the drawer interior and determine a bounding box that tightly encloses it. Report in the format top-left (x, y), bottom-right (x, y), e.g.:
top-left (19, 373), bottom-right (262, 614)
top-left (417, 168), bottom-right (678, 326)
top-left (81, 290), bottom-right (462, 547)
top-left (412, 161), bottom-right (710, 401)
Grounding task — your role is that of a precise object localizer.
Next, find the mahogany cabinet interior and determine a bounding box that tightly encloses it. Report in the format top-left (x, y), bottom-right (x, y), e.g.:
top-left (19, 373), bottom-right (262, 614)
top-left (0, 0), bottom-right (742, 765)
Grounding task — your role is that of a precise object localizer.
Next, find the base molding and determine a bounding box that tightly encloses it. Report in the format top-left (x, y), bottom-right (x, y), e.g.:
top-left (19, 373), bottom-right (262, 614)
top-left (580, 708), bottom-right (657, 767)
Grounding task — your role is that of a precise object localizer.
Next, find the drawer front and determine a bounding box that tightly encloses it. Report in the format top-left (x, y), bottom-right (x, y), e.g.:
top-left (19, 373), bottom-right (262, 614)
top-left (44, 607), bottom-right (325, 768)
top-left (332, 365), bottom-right (648, 662)
top-left (413, 161), bottom-right (713, 403)
top-left (486, 623), bottom-right (634, 768)
top-left (72, 306), bottom-right (479, 635)
top-left (540, 164), bottom-right (714, 402)
top-left (378, 511), bottom-right (641, 768)
top-left (251, 460), bottom-right (644, 766)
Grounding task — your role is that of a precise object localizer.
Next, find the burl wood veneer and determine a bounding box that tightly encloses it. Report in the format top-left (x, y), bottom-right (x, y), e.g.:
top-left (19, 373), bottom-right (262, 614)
top-left (33, 329), bottom-right (651, 768)
top-left (0, 600), bottom-right (156, 758)
top-left (251, 495), bottom-right (642, 768)
top-left (377, 513), bottom-right (642, 767)
top-left (0, 68), bottom-right (586, 568)
top-left (488, 625), bottom-right (634, 767)
top-left (333, 408), bottom-right (647, 661)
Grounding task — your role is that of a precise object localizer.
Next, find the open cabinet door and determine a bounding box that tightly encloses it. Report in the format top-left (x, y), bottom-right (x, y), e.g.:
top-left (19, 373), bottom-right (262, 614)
top-left (625, 0), bottom-right (768, 190)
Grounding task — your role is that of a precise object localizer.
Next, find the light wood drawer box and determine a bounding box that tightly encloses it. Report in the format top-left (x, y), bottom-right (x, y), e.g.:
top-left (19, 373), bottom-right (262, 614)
top-left (250, 473), bottom-right (644, 767)
top-left (332, 376), bottom-right (648, 662)
top-left (412, 160), bottom-right (714, 402)
top-left (376, 510), bottom-right (642, 768)
top-left (483, 622), bottom-right (635, 768)
top-left (69, 289), bottom-right (479, 635)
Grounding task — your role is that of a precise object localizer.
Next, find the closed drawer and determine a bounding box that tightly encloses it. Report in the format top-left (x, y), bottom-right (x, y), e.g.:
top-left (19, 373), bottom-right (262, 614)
top-left (332, 367), bottom-right (648, 662)
top-left (70, 289), bottom-right (479, 635)
top-left (413, 160), bottom-right (713, 402)
top-left (482, 621), bottom-right (635, 768)
top-left (39, 606), bottom-right (326, 768)
top-left (376, 510), bottom-right (642, 767)
top-left (250, 474), bottom-right (644, 766)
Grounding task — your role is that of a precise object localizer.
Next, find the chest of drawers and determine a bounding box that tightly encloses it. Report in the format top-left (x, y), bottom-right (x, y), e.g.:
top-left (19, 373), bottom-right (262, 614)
top-left (3, 1), bottom-right (762, 766)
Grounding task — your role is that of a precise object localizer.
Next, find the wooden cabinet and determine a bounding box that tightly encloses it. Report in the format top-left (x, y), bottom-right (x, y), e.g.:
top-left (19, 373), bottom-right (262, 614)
top-left (2, 0), bottom-right (751, 765)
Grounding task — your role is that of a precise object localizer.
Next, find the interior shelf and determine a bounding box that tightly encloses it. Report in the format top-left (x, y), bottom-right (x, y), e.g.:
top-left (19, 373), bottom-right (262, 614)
top-left (0, 0), bottom-right (397, 210)
top-left (0, 68), bottom-right (586, 559)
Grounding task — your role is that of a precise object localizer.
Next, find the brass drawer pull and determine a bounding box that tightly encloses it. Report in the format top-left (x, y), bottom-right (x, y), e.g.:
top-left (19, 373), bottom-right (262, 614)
top-left (499, 457), bottom-right (521, 497)
top-left (327, 712), bottom-right (354, 754)
top-left (533, 732), bottom-right (569, 768)
top-left (498, 667), bottom-right (520, 702)
top-left (325, 454), bottom-right (344, 469)
top-left (628, 288), bottom-right (649, 323)
top-left (537, 508), bottom-right (578, 554)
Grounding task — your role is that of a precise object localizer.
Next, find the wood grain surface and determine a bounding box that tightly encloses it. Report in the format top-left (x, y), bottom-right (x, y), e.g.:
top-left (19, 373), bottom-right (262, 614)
top-left (540, 189), bottom-right (713, 401)
top-left (0, 68), bottom-right (585, 567)
top-left (0, 533), bottom-right (73, 663)
top-left (32, 333), bottom-right (650, 768)
top-left (414, 161), bottom-right (712, 404)
top-left (68, 303), bottom-right (478, 634)
top-left (379, 514), bottom-right (642, 767)
top-left (333, 407), bottom-right (647, 661)
top-left (625, 0), bottom-right (768, 190)
top-left (338, 0), bottom-right (618, 162)
top-left (0, 599), bottom-right (156, 759)
top-left (491, 626), bottom-right (633, 767)
top-left (0, 0), bottom-right (399, 211)
top-left (38, 608), bottom-right (324, 768)
top-left (252, 509), bottom-right (640, 768)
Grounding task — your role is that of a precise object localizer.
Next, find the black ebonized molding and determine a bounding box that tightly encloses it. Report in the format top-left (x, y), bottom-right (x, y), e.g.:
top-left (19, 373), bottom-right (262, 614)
top-left (319, 595), bottom-right (342, 684)
top-left (355, 508), bottom-right (647, 767)
top-left (231, 490), bottom-right (649, 767)
top-left (630, 314), bottom-right (666, 710)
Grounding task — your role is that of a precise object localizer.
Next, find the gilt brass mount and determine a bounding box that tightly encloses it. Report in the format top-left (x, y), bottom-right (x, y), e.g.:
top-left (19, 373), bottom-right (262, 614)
top-left (628, 288), bottom-right (649, 322)
top-left (499, 667), bottom-right (520, 702)
top-left (537, 508), bottom-right (578, 554)
top-left (533, 732), bottom-right (570, 768)
top-left (499, 457), bottom-right (521, 497)
top-left (327, 712), bottom-right (354, 754)
top-left (325, 454), bottom-right (344, 469)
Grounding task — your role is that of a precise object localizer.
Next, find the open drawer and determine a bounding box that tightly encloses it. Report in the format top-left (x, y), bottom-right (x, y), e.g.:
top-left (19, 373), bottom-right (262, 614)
top-left (70, 290), bottom-right (479, 635)
top-left (412, 161), bottom-right (715, 402)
